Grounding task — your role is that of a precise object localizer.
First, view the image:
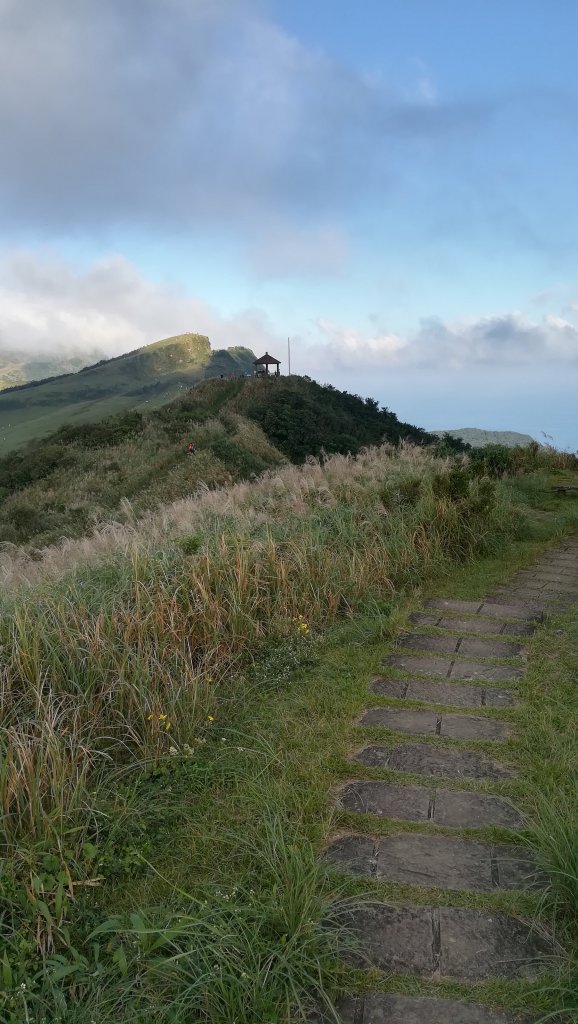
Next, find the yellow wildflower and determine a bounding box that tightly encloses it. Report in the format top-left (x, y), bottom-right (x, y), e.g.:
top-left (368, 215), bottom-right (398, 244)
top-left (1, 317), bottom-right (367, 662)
top-left (207, 715), bottom-right (214, 722)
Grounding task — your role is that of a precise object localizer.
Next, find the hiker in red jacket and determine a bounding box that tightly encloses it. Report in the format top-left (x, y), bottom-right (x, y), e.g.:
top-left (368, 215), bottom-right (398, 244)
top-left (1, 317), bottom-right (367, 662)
top-left (186, 442), bottom-right (196, 454)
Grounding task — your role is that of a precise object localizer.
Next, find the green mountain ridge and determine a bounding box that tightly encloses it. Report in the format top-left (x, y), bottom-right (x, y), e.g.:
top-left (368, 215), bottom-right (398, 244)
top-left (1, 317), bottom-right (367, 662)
top-left (437, 427), bottom-right (536, 448)
top-left (0, 333), bottom-right (255, 454)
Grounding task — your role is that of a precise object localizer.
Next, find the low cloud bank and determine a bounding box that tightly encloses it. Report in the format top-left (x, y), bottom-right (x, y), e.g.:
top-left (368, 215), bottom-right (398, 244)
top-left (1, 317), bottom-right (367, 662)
top-left (0, 251), bottom-right (280, 360)
top-left (0, 250), bottom-right (575, 448)
top-left (311, 311), bottom-right (578, 369)
top-left (2, 250), bottom-right (577, 371)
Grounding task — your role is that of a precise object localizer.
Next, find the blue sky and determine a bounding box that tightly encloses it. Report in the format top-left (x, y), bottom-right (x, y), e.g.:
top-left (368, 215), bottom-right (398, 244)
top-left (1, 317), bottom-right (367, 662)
top-left (0, 0), bottom-right (577, 445)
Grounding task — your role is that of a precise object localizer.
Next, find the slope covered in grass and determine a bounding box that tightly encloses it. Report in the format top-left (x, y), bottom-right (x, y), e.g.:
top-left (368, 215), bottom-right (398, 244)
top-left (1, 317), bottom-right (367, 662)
top-left (0, 375), bottom-right (445, 548)
top-left (0, 333), bottom-right (255, 453)
top-left (1, 440), bottom-right (578, 1022)
top-left (0, 446), bottom-right (525, 1020)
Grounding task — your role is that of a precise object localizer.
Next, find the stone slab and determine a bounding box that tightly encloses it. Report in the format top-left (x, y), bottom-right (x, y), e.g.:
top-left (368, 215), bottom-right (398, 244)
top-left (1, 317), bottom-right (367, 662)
top-left (309, 995), bottom-right (358, 1024)
top-left (495, 850), bottom-right (546, 890)
top-left (359, 742), bottom-right (517, 780)
top-left (518, 572), bottom-right (578, 584)
top-left (502, 620), bottom-right (537, 637)
top-left (371, 675), bottom-right (515, 709)
top-left (484, 687), bottom-right (517, 708)
top-left (440, 713), bottom-right (511, 742)
top-left (449, 661), bottom-right (522, 683)
top-left (324, 834), bottom-right (375, 875)
top-left (338, 780), bottom-right (523, 830)
top-left (491, 588), bottom-right (555, 603)
top-left (338, 781), bottom-right (430, 821)
top-left (541, 581), bottom-right (578, 594)
top-left (372, 835), bottom-right (538, 892)
top-left (534, 578), bottom-right (578, 589)
top-left (374, 834), bottom-right (494, 891)
top-left (539, 558), bottom-right (578, 570)
top-left (359, 707), bottom-right (511, 741)
top-left (327, 835), bottom-right (498, 892)
top-left (424, 598), bottom-right (483, 614)
top-left (507, 581), bottom-right (548, 593)
top-left (360, 707), bottom-right (438, 735)
top-left (409, 680), bottom-right (515, 709)
top-left (369, 676), bottom-right (408, 699)
top-left (515, 569), bottom-right (573, 581)
top-left (457, 637), bottom-right (524, 658)
top-left (434, 789), bottom-right (525, 829)
top-left (314, 993), bottom-right (537, 1024)
top-left (411, 613), bottom-right (535, 637)
top-left (409, 612), bottom-right (442, 627)
top-left (398, 633), bottom-right (524, 658)
top-left (397, 632), bottom-right (460, 654)
top-left (438, 907), bottom-right (552, 980)
top-left (383, 654), bottom-right (522, 682)
top-left (347, 904), bottom-right (552, 979)
top-left (383, 653), bottom-right (453, 677)
top-left (346, 904), bottom-right (436, 974)
top-left (362, 994), bottom-right (532, 1024)
top-left (479, 601), bottom-right (543, 620)
top-left (352, 744), bottom-right (393, 767)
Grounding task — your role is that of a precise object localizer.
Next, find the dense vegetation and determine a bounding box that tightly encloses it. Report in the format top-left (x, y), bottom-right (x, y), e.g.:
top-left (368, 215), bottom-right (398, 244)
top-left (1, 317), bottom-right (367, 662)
top-left (0, 375), bottom-right (465, 549)
top-left (229, 375), bottom-right (438, 461)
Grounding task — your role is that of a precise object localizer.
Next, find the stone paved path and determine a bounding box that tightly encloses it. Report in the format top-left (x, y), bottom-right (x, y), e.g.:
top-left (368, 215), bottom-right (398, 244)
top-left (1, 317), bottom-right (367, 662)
top-left (321, 537), bottom-right (578, 1024)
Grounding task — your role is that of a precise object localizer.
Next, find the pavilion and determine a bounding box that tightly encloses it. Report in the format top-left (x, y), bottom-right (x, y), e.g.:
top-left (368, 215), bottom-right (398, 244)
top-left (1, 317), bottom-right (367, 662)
top-left (254, 352), bottom-right (281, 376)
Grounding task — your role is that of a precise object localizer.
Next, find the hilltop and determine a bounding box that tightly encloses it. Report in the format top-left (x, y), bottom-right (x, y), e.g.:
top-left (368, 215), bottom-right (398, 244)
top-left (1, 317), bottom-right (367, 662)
top-left (438, 427), bottom-right (536, 448)
top-left (0, 333), bottom-right (255, 454)
top-left (0, 374), bottom-right (439, 548)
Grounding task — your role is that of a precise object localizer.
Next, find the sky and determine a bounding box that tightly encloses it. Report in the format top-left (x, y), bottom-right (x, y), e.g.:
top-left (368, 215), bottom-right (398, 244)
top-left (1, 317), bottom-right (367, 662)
top-left (0, 0), bottom-right (577, 446)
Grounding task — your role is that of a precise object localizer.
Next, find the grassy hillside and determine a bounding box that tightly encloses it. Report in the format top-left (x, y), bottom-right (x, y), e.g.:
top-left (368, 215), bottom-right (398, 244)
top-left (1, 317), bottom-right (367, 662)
top-left (0, 333), bottom-right (255, 453)
top-left (1, 438), bottom-right (578, 1022)
top-left (439, 427), bottom-right (536, 448)
top-left (0, 375), bottom-right (445, 549)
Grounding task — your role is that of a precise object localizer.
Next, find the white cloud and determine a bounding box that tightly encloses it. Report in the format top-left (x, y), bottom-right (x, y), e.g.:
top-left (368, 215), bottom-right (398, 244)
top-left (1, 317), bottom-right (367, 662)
top-left (0, 249), bottom-right (576, 450)
top-left (3, 250), bottom-right (577, 374)
top-left (0, 0), bottom-right (491, 271)
top-left (0, 250), bottom-right (280, 359)
top-left (306, 311), bottom-right (578, 370)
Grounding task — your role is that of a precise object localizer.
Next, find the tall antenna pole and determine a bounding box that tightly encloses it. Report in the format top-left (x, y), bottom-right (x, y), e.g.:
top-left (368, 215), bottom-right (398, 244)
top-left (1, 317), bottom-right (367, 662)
top-left (287, 336), bottom-right (291, 376)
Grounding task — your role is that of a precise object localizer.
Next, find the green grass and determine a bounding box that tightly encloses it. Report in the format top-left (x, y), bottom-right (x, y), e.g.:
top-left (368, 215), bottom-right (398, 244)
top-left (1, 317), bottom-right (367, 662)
top-left (0, 334), bottom-right (255, 454)
top-left (1, 452), bottom-right (578, 1022)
